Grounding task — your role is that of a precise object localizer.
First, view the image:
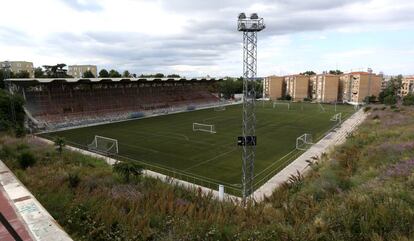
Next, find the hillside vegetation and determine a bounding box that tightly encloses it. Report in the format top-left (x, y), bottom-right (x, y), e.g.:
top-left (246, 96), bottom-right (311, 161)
top-left (1, 105), bottom-right (414, 240)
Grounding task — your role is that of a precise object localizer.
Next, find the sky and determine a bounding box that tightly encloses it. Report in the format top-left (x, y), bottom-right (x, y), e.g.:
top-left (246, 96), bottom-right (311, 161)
top-left (0, 0), bottom-right (413, 77)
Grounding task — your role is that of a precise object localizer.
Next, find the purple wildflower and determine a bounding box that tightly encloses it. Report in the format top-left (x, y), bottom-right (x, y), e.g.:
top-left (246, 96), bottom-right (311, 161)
top-left (382, 159), bottom-right (414, 178)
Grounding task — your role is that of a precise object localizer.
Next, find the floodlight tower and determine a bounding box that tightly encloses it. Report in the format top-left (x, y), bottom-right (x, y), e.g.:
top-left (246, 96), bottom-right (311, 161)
top-left (237, 13), bottom-right (265, 202)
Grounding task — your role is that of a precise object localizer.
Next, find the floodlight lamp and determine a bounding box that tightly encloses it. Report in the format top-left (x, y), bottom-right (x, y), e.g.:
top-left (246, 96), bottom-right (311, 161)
top-left (238, 13), bottom-right (246, 20)
top-left (250, 13), bottom-right (259, 19)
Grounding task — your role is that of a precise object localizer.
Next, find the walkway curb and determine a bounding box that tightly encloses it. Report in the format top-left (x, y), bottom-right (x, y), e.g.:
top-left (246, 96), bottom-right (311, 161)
top-left (253, 109), bottom-right (368, 201)
top-left (0, 161), bottom-right (73, 241)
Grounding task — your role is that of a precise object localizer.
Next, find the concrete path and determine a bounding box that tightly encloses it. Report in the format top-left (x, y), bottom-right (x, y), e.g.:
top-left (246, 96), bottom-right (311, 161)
top-left (253, 109), bottom-right (367, 201)
top-left (0, 161), bottom-right (73, 241)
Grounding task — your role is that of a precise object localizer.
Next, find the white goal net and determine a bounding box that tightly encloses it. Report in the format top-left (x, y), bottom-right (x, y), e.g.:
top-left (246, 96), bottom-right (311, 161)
top-left (330, 112), bottom-right (342, 123)
top-left (296, 133), bottom-right (313, 150)
top-left (273, 102), bottom-right (290, 110)
top-left (193, 123), bottom-right (216, 134)
top-left (88, 135), bottom-right (119, 155)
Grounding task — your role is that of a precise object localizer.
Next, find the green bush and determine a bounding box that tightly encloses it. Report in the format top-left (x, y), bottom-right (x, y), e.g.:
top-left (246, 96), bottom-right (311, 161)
top-left (18, 152), bottom-right (36, 169)
top-left (14, 125), bottom-right (26, 137)
top-left (384, 95), bottom-right (397, 105)
top-left (0, 89), bottom-right (25, 132)
top-left (364, 95), bottom-right (377, 104)
top-left (68, 172), bottom-right (81, 188)
top-left (113, 161), bottom-right (143, 182)
top-left (363, 106), bottom-right (371, 112)
top-left (403, 94), bottom-right (414, 106)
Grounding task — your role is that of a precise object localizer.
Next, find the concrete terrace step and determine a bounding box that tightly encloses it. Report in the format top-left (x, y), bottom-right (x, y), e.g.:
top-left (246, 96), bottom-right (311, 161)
top-left (0, 161), bottom-right (73, 241)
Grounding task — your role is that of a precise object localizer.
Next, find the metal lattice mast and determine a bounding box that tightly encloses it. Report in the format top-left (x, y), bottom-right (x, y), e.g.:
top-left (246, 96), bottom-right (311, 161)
top-left (238, 13), bottom-right (265, 202)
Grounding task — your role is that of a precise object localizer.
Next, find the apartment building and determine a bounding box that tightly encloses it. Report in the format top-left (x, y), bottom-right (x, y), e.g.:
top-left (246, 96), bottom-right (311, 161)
top-left (310, 74), bottom-right (339, 103)
top-left (285, 75), bottom-right (310, 101)
top-left (339, 72), bottom-right (382, 103)
top-left (68, 65), bottom-right (97, 78)
top-left (401, 76), bottom-right (414, 97)
top-left (263, 76), bottom-right (284, 100)
top-left (0, 61), bottom-right (34, 77)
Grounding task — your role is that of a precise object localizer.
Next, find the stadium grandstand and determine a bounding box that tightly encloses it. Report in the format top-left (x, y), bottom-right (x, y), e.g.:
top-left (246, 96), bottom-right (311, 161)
top-left (5, 77), bottom-right (222, 130)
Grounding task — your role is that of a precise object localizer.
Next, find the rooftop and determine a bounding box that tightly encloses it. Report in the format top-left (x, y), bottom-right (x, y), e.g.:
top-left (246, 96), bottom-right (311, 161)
top-left (5, 77), bottom-right (223, 84)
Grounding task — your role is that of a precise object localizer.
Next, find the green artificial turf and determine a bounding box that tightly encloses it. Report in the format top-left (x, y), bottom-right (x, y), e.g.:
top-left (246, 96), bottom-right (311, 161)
top-left (40, 102), bottom-right (355, 195)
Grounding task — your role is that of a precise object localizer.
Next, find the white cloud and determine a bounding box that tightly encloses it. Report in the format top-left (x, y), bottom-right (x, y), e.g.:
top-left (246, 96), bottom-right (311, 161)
top-left (0, 0), bottom-right (413, 76)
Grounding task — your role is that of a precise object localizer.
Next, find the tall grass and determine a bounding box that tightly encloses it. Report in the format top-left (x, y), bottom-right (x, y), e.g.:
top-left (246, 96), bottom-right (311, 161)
top-left (1, 106), bottom-right (414, 240)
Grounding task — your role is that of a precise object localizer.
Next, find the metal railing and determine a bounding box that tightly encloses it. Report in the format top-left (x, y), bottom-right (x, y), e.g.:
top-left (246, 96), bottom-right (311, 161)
top-left (0, 212), bottom-right (24, 241)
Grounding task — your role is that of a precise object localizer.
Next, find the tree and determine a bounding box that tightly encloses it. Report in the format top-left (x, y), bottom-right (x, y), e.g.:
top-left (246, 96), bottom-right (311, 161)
top-left (364, 95), bottom-right (376, 104)
top-left (43, 64), bottom-right (68, 78)
top-left (167, 74), bottom-right (180, 78)
top-left (403, 94), bottom-right (414, 106)
top-left (34, 67), bottom-right (44, 78)
top-left (139, 73), bottom-right (166, 78)
top-left (219, 78), bottom-right (243, 99)
top-left (0, 69), bottom-right (5, 89)
top-left (378, 75), bottom-right (402, 104)
top-left (82, 70), bottom-right (95, 78)
top-left (113, 161), bottom-right (143, 182)
top-left (54, 137), bottom-right (66, 154)
top-left (255, 80), bottom-right (263, 98)
top-left (384, 95), bottom-right (397, 105)
top-left (0, 89), bottom-right (25, 132)
top-left (329, 70), bottom-right (343, 75)
top-left (13, 71), bottom-right (30, 78)
top-left (285, 94), bottom-right (292, 101)
top-left (122, 70), bottom-right (131, 77)
top-left (109, 69), bottom-right (121, 78)
top-left (300, 71), bottom-right (316, 76)
top-left (99, 69), bottom-right (109, 78)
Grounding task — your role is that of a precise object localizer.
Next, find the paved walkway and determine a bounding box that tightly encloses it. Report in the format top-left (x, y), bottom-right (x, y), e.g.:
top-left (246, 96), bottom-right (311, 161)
top-left (0, 161), bottom-right (73, 241)
top-left (253, 109), bottom-right (367, 201)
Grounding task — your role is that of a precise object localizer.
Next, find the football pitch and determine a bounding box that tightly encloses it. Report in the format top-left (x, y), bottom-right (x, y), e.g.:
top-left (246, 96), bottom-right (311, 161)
top-left (40, 102), bottom-right (355, 195)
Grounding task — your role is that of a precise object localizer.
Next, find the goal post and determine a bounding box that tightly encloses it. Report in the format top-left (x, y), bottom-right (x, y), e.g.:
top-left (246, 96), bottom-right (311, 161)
top-left (273, 102), bottom-right (290, 110)
top-left (88, 135), bottom-right (119, 155)
top-left (296, 133), bottom-right (313, 151)
top-left (318, 103), bottom-right (326, 112)
top-left (193, 123), bottom-right (216, 134)
top-left (330, 112), bottom-right (342, 123)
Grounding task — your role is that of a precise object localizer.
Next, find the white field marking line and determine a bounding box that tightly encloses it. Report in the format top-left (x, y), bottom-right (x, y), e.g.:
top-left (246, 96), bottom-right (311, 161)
top-left (119, 142), bottom-right (160, 154)
top-left (48, 136), bottom-right (236, 187)
top-left (202, 116), bottom-right (222, 122)
top-left (254, 148), bottom-right (298, 178)
top-left (253, 110), bottom-right (355, 181)
top-left (116, 153), bottom-right (237, 187)
top-left (159, 131), bottom-right (190, 141)
top-left (116, 128), bottom-right (216, 146)
top-left (184, 147), bottom-right (238, 171)
top-left (254, 150), bottom-right (301, 186)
